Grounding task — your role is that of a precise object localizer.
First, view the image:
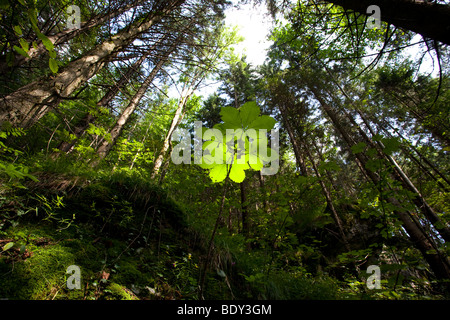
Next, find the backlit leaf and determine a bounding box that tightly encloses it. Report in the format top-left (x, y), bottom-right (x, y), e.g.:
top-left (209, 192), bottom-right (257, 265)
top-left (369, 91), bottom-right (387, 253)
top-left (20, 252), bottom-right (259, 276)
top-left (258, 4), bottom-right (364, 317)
top-left (229, 164), bottom-right (245, 183)
top-left (240, 101), bottom-right (260, 128)
top-left (13, 45), bottom-right (29, 58)
top-left (209, 164), bottom-right (228, 183)
top-left (220, 107), bottom-right (241, 128)
top-left (249, 115), bottom-right (276, 130)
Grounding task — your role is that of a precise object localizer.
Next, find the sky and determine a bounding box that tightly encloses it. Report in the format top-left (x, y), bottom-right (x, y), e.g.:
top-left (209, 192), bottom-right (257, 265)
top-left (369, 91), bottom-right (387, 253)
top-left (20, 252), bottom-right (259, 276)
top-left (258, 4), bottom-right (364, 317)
top-left (193, 3), bottom-right (274, 97)
top-left (224, 3), bottom-right (274, 67)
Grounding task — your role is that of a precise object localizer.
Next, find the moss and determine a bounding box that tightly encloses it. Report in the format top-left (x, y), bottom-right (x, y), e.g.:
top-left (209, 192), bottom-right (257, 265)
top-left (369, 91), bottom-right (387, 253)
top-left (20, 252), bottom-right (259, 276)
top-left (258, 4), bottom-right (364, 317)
top-left (105, 283), bottom-right (138, 300)
top-left (0, 226), bottom-right (78, 299)
top-left (0, 172), bottom-right (195, 300)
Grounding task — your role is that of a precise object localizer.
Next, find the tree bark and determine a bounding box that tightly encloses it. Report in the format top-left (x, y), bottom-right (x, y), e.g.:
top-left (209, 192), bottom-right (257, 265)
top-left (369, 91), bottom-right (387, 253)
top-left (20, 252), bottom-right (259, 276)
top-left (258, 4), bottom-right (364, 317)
top-left (56, 39), bottom-right (164, 155)
top-left (0, 1), bottom-right (143, 73)
top-left (325, 0), bottom-right (450, 45)
top-left (151, 92), bottom-right (190, 179)
top-left (92, 53), bottom-right (171, 165)
top-left (240, 180), bottom-right (249, 237)
top-left (308, 84), bottom-right (450, 279)
top-left (0, 0), bottom-right (185, 128)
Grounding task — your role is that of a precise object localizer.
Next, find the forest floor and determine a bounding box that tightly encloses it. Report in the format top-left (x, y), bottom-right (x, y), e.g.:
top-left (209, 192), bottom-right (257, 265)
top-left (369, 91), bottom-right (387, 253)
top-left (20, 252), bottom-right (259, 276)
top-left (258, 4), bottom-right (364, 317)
top-left (0, 169), bottom-right (448, 300)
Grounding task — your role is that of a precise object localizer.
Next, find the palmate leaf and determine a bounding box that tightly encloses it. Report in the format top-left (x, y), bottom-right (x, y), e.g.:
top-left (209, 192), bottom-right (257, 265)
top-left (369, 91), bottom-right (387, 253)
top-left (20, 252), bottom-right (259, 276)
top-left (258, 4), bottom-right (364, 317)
top-left (198, 101), bottom-right (277, 184)
top-left (229, 165), bottom-right (245, 183)
top-left (220, 107), bottom-right (241, 128)
top-left (239, 101), bottom-right (260, 128)
top-left (248, 115), bottom-right (276, 130)
top-left (209, 164), bottom-right (228, 183)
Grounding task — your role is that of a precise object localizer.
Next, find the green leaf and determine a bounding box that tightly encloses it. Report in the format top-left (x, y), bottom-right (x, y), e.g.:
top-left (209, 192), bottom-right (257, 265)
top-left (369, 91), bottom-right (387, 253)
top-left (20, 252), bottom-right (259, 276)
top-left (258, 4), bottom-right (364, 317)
top-left (48, 49), bottom-right (57, 59)
top-left (14, 25), bottom-right (23, 36)
top-left (319, 160), bottom-right (340, 172)
top-left (209, 164), bottom-right (228, 183)
top-left (36, 32), bottom-right (54, 52)
top-left (381, 137), bottom-right (401, 155)
top-left (240, 101), bottom-right (260, 128)
top-left (2, 242), bottom-right (14, 252)
top-left (365, 159), bottom-right (382, 172)
top-left (248, 154), bottom-right (263, 171)
top-left (28, 9), bottom-right (39, 31)
top-left (351, 142), bottom-right (366, 154)
top-left (13, 45), bottom-right (29, 58)
top-left (19, 38), bottom-right (29, 52)
top-left (229, 164), bottom-right (245, 183)
top-left (49, 58), bottom-right (58, 73)
top-left (220, 107), bottom-right (241, 128)
top-left (248, 115), bottom-right (276, 130)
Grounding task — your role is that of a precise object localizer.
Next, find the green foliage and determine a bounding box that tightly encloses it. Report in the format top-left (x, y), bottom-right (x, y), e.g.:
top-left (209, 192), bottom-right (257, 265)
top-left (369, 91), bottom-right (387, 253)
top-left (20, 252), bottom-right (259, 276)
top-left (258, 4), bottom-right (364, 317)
top-left (0, 0), bottom-right (449, 302)
top-left (198, 101), bottom-right (277, 183)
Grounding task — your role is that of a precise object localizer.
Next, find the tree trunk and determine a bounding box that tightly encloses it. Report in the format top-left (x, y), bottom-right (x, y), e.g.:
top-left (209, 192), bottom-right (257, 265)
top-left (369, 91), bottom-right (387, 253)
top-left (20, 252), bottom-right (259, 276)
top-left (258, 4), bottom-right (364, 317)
top-left (0, 0), bottom-right (185, 128)
top-left (325, 0), bottom-right (450, 45)
top-left (56, 40), bottom-right (162, 155)
top-left (240, 180), bottom-right (249, 237)
top-left (93, 52), bottom-right (172, 165)
top-left (325, 69), bottom-right (450, 242)
top-left (380, 117), bottom-right (450, 189)
top-left (151, 92), bottom-right (190, 179)
top-left (274, 83), bottom-right (308, 176)
top-left (0, 1), bottom-right (142, 73)
top-left (308, 84), bottom-right (450, 279)
top-left (303, 140), bottom-right (351, 251)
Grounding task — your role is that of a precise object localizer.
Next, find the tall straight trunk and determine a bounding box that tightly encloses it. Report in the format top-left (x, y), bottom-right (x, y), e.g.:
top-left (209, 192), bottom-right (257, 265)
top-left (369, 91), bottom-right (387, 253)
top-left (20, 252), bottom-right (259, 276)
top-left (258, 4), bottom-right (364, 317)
top-left (325, 0), bottom-right (450, 45)
top-left (240, 180), bottom-right (249, 237)
top-left (308, 85), bottom-right (450, 279)
top-left (150, 51), bottom-right (211, 179)
top-left (0, 1), bottom-right (142, 72)
top-left (303, 140), bottom-right (351, 251)
top-left (326, 69), bottom-right (450, 242)
top-left (0, 0), bottom-right (185, 128)
top-left (150, 92), bottom-right (190, 179)
top-left (378, 116), bottom-right (450, 190)
top-left (56, 37), bottom-right (165, 154)
top-left (93, 52), bottom-right (172, 165)
top-left (358, 109), bottom-right (450, 242)
top-left (277, 98), bottom-right (308, 176)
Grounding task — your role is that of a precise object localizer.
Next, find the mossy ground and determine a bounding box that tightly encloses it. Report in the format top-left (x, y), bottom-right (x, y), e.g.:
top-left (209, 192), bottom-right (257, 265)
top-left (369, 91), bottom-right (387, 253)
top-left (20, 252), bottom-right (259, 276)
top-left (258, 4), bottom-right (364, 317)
top-left (0, 172), bottom-right (342, 300)
top-left (0, 174), bottom-right (203, 300)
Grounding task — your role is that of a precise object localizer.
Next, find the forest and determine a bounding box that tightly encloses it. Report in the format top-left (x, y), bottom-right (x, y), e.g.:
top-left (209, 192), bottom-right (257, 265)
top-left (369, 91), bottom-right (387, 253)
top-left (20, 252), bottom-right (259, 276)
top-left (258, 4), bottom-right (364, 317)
top-left (0, 0), bottom-right (449, 301)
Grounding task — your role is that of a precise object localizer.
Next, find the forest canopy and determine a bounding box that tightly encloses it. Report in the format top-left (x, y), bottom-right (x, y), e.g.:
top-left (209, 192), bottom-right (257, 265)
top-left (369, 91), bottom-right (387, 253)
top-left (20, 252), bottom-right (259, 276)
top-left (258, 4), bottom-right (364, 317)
top-left (0, 0), bottom-right (449, 301)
